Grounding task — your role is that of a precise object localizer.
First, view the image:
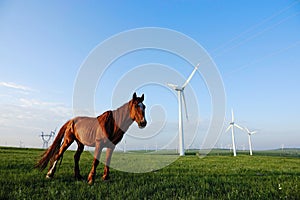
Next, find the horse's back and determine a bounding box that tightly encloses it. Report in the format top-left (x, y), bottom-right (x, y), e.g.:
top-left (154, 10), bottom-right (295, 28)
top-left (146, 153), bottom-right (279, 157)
top-left (73, 116), bottom-right (102, 147)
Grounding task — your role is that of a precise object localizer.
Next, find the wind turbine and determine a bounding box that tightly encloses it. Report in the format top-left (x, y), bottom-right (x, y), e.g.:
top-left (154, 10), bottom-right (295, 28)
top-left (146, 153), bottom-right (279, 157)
top-left (167, 63), bottom-right (200, 156)
top-left (225, 109), bottom-right (243, 157)
top-left (244, 127), bottom-right (257, 156)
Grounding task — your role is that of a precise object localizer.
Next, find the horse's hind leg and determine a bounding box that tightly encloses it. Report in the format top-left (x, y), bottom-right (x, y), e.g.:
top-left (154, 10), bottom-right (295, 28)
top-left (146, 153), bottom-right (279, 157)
top-left (46, 135), bottom-right (74, 179)
top-left (74, 140), bottom-right (84, 180)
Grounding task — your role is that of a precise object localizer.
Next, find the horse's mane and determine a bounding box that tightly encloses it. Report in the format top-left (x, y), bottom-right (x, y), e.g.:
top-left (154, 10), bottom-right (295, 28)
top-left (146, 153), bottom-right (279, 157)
top-left (111, 100), bottom-right (133, 132)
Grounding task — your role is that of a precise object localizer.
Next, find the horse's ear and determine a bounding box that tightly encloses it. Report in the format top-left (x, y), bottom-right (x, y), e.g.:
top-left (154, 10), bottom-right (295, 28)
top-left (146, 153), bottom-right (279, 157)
top-left (133, 92), bottom-right (137, 100)
top-left (141, 94), bottom-right (144, 102)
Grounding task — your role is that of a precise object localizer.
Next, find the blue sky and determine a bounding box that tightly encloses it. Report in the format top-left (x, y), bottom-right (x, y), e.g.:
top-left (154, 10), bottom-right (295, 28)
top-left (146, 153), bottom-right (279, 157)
top-left (0, 0), bottom-right (299, 150)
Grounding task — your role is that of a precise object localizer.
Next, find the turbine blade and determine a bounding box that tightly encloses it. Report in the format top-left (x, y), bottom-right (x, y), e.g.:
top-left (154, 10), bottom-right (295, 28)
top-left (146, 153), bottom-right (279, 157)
top-left (251, 131), bottom-right (257, 135)
top-left (225, 125), bottom-right (231, 133)
top-left (231, 109), bottom-right (234, 122)
top-left (182, 63), bottom-right (200, 89)
top-left (244, 127), bottom-right (249, 133)
top-left (167, 83), bottom-right (178, 90)
top-left (234, 123), bottom-right (244, 131)
top-left (181, 91), bottom-right (188, 120)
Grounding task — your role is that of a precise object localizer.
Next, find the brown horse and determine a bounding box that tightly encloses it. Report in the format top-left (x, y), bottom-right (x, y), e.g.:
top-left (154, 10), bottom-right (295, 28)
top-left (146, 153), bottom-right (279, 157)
top-left (35, 93), bottom-right (147, 185)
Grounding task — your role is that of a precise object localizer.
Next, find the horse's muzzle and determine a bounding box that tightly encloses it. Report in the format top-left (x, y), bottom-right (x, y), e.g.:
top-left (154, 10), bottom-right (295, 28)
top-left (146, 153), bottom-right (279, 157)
top-left (138, 120), bottom-right (147, 129)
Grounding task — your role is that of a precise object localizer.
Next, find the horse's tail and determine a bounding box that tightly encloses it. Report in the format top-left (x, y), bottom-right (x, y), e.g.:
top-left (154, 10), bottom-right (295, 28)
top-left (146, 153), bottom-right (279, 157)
top-left (35, 120), bottom-right (72, 171)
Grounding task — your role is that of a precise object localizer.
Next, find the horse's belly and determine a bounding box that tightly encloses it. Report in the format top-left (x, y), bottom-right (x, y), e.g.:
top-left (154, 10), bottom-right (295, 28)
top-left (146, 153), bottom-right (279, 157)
top-left (81, 137), bottom-right (96, 147)
top-left (73, 117), bottom-right (101, 147)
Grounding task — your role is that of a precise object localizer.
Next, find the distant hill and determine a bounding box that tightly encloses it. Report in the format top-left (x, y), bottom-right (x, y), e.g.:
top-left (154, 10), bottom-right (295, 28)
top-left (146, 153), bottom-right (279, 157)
top-left (1, 146), bottom-right (299, 158)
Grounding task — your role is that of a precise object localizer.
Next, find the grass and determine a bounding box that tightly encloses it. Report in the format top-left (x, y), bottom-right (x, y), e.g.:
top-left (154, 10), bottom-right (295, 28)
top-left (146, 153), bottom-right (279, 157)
top-left (0, 147), bottom-right (299, 199)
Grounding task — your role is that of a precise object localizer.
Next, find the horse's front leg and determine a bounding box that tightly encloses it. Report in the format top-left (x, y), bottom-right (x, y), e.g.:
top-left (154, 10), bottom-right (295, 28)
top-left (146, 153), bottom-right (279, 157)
top-left (102, 147), bottom-right (115, 181)
top-left (88, 141), bottom-right (102, 185)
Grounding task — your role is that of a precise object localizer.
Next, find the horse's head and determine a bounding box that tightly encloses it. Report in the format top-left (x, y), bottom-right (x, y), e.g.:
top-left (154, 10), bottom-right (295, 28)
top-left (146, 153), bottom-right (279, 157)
top-left (130, 92), bottom-right (147, 129)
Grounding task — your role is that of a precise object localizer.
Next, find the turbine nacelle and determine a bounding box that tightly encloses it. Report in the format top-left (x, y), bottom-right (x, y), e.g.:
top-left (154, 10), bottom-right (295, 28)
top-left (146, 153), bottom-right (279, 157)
top-left (244, 127), bottom-right (257, 135)
top-left (167, 83), bottom-right (183, 91)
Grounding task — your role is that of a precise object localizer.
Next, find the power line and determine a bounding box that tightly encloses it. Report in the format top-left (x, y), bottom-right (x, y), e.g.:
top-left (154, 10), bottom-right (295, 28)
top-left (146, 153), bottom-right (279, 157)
top-left (211, 1), bottom-right (300, 56)
top-left (215, 11), bottom-right (300, 57)
top-left (225, 40), bottom-right (300, 76)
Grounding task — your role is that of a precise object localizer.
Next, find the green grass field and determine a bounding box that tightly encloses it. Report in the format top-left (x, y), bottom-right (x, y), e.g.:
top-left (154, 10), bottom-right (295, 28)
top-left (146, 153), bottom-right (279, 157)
top-left (0, 147), bottom-right (299, 199)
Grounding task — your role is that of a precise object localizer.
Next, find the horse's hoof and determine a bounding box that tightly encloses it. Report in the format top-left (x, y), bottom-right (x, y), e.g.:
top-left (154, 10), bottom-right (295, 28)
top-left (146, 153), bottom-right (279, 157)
top-left (75, 175), bottom-right (84, 181)
top-left (102, 176), bottom-right (110, 181)
top-left (102, 179), bottom-right (110, 183)
top-left (88, 180), bottom-right (94, 185)
top-left (87, 174), bottom-right (95, 185)
top-left (88, 176), bottom-right (94, 185)
top-left (46, 174), bottom-right (53, 179)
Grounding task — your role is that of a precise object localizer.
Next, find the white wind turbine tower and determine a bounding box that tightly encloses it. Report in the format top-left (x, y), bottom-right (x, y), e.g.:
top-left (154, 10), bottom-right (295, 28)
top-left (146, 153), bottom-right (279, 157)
top-left (244, 127), bottom-right (257, 156)
top-left (167, 63), bottom-right (200, 156)
top-left (225, 109), bottom-right (243, 157)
